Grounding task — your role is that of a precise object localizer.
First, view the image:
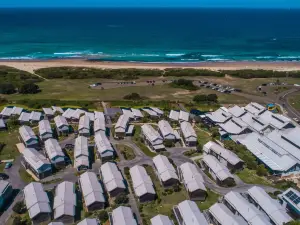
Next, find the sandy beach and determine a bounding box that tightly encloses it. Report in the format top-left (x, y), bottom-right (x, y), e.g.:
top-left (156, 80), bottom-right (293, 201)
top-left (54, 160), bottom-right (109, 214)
top-left (1, 60), bottom-right (300, 74)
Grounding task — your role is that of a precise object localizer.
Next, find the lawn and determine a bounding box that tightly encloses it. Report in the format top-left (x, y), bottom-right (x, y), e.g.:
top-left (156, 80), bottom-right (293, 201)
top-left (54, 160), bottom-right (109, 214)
top-left (288, 94), bottom-right (300, 111)
top-left (116, 144), bottom-right (136, 160)
top-left (196, 128), bottom-right (212, 146)
top-left (133, 126), bottom-right (157, 157)
top-left (236, 168), bottom-right (274, 186)
top-left (197, 189), bottom-right (220, 211)
top-left (19, 168), bottom-right (34, 183)
top-left (0, 129), bottom-right (20, 164)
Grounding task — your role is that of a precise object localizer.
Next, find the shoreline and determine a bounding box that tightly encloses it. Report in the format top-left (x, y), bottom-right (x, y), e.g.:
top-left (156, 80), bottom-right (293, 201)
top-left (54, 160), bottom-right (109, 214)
top-left (1, 59), bottom-right (300, 73)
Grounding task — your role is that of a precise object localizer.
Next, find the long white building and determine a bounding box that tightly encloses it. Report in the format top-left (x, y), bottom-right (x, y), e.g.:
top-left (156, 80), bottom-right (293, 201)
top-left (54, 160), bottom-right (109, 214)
top-left (74, 136), bottom-right (89, 171)
top-left (180, 121), bottom-right (197, 147)
top-left (141, 124), bottom-right (165, 151)
top-left (94, 131), bottom-right (114, 160)
top-left (153, 155), bottom-right (178, 187)
top-left (158, 120), bottom-right (180, 141)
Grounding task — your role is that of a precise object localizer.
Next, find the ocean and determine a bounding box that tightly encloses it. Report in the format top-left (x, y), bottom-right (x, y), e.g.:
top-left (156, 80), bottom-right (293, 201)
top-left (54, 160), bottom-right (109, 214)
top-left (1, 8), bottom-right (300, 62)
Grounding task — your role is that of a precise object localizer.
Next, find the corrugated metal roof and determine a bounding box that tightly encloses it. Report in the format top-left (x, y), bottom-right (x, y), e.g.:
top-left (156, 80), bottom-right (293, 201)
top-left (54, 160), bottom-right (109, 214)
top-left (130, 165), bottom-right (155, 197)
top-left (11, 106), bottom-right (23, 115)
top-left (85, 112), bottom-right (95, 121)
top-left (18, 112), bottom-right (30, 122)
top-left (228, 105), bottom-right (246, 118)
top-left (53, 181), bottom-right (76, 219)
top-left (150, 214), bottom-right (174, 225)
top-left (205, 108), bottom-right (231, 123)
top-left (122, 109), bottom-right (134, 119)
top-left (180, 121), bottom-right (197, 142)
top-left (22, 148), bottom-right (51, 171)
top-left (79, 115), bottom-right (90, 131)
top-left (44, 138), bottom-right (65, 161)
top-left (153, 155), bottom-right (178, 182)
top-left (71, 109), bottom-right (86, 120)
top-left (43, 108), bottom-right (54, 116)
top-left (75, 156), bottom-right (89, 169)
top-left (94, 111), bottom-right (105, 120)
top-left (247, 186), bottom-right (292, 225)
top-left (115, 114), bottom-right (130, 132)
top-left (224, 191), bottom-right (272, 225)
top-left (131, 108), bottom-right (144, 118)
top-left (39, 120), bottom-right (52, 136)
top-left (142, 108), bottom-right (158, 117)
top-left (94, 117), bottom-right (106, 133)
top-left (95, 132), bottom-right (114, 154)
top-left (0, 119), bottom-right (6, 128)
top-left (245, 102), bottom-right (266, 116)
top-left (141, 124), bottom-right (164, 146)
top-left (158, 120), bottom-right (177, 139)
top-left (179, 111), bottom-right (189, 122)
top-left (169, 110), bottom-right (179, 121)
top-left (74, 136), bottom-right (89, 158)
top-left (111, 206), bottom-right (137, 225)
top-left (79, 172), bottom-right (105, 207)
top-left (54, 115), bottom-right (69, 128)
top-left (202, 155), bottom-right (233, 181)
top-left (19, 125), bottom-right (38, 142)
top-left (29, 111), bottom-right (42, 121)
top-left (176, 200), bottom-right (208, 225)
top-left (24, 182), bottom-right (51, 219)
top-left (52, 106), bottom-right (64, 114)
top-left (100, 162), bottom-right (125, 192)
top-left (179, 162), bottom-right (206, 193)
top-left (219, 117), bottom-right (251, 135)
top-left (77, 218), bottom-right (99, 225)
top-left (150, 107), bottom-right (164, 115)
top-left (0, 107), bottom-right (13, 117)
top-left (62, 108), bottom-right (75, 119)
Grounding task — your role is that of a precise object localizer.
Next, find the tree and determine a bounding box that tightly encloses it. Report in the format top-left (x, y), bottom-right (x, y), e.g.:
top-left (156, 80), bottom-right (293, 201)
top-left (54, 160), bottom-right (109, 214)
top-left (114, 193), bottom-right (129, 205)
top-left (256, 164), bottom-right (268, 176)
top-left (123, 93), bottom-right (142, 100)
top-left (211, 127), bottom-right (219, 138)
top-left (7, 115), bottom-right (20, 130)
top-left (164, 139), bottom-right (174, 148)
top-left (207, 94), bottom-right (218, 103)
top-left (96, 210), bottom-right (109, 223)
top-left (193, 95), bottom-right (207, 103)
top-left (196, 143), bottom-right (203, 153)
top-left (172, 183), bottom-right (181, 192)
top-left (13, 201), bottom-right (26, 214)
top-left (19, 83), bottom-right (40, 94)
top-left (0, 83), bottom-right (16, 94)
top-left (284, 221), bottom-right (300, 225)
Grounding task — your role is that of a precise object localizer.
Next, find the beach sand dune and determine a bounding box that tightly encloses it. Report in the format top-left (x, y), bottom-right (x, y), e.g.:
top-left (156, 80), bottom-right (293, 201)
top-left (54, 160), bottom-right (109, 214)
top-left (1, 60), bottom-right (300, 74)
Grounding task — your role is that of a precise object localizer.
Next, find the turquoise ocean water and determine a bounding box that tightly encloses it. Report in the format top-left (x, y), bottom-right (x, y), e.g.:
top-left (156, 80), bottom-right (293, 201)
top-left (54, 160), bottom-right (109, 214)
top-left (1, 8), bottom-right (300, 62)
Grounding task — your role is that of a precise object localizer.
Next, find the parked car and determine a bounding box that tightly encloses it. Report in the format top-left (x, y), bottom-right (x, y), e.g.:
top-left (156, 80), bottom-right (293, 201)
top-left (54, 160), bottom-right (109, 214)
top-left (5, 162), bottom-right (12, 169)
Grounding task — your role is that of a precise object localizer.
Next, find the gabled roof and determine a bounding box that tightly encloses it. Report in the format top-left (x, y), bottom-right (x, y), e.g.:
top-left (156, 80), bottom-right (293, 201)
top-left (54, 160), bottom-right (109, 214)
top-left (62, 108), bottom-right (75, 119)
top-left (94, 111), bottom-right (105, 120)
top-left (19, 125), bottom-right (38, 142)
top-left (44, 138), bottom-right (65, 160)
top-left (111, 206), bottom-right (137, 225)
top-left (150, 107), bottom-right (164, 115)
top-left (53, 181), bottom-right (76, 219)
top-left (79, 172), bottom-right (105, 206)
top-left (224, 191), bottom-right (272, 225)
top-left (18, 112), bottom-right (30, 122)
top-left (79, 115), bottom-right (90, 130)
top-left (131, 108), bottom-right (144, 118)
top-left (280, 188), bottom-right (300, 213)
top-left (180, 121), bottom-right (197, 141)
top-left (0, 119), bottom-right (6, 128)
top-left (202, 155), bottom-right (233, 181)
top-left (0, 107), bottom-right (13, 117)
top-left (158, 120), bottom-right (177, 139)
top-left (179, 162), bottom-right (206, 193)
top-left (75, 156), bottom-right (89, 169)
top-left (39, 120), bottom-right (52, 136)
top-left (115, 114), bottom-right (130, 132)
top-left (94, 117), bottom-right (106, 132)
top-left (43, 108), bottom-right (54, 116)
top-left (24, 182), bottom-right (51, 219)
top-left (203, 141), bottom-right (243, 166)
top-left (179, 110), bottom-right (189, 122)
top-left (247, 186), bottom-right (292, 225)
top-left (29, 111), bottom-right (42, 121)
top-left (130, 165), bottom-right (155, 197)
top-left (151, 215), bottom-right (174, 225)
top-left (153, 155), bottom-right (178, 182)
top-left (142, 108), bottom-right (159, 117)
top-left (85, 111), bottom-right (95, 121)
top-left (77, 218), bottom-right (99, 225)
top-left (11, 106), bottom-right (23, 115)
top-left (71, 108), bottom-right (86, 120)
top-left (219, 117), bottom-right (251, 135)
top-left (176, 200), bottom-right (208, 225)
top-left (205, 108), bottom-right (231, 123)
top-left (141, 124), bottom-right (164, 146)
top-left (122, 109), bottom-right (134, 119)
top-left (22, 148), bottom-right (51, 171)
top-left (169, 110), bottom-right (179, 121)
top-left (228, 105), bottom-right (246, 118)
top-left (52, 106), bottom-right (64, 114)
top-left (54, 115), bottom-right (69, 128)
top-left (95, 132), bottom-right (114, 154)
top-left (74, 136), bottom-right (89, 158)
top-left (100, 162), bottom-right (125, 192)
top-left (245, 102), bottom-right (266, 115)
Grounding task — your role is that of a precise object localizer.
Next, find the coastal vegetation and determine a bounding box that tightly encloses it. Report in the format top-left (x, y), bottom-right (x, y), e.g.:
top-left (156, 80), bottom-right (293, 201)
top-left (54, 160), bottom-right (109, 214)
top-left (193, 94), bottom-right (218, 103)
top-left (123, 93), bottom-right (145, 100)
top-left (223, 69), bottom-right (300, 79)
top-left (170, 79), bottom-right (198, 90)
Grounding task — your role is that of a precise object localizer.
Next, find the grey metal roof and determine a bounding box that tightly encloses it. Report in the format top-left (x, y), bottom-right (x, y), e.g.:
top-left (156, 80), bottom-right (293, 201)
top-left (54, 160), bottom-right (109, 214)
top-left (150, 215), bottom-right (174, 225)
top-left (85, 111), bottom-right (95, 121)
top-left (209, 203), bottom-right (247, 225)
top-left (0, 119), bottom-right (6, 128)
top-left (24, 182), bottom-right (51, 219)
top-left (44, 138), bottom-right (65, 161)
top-left (244, 102), bottom-right (266, 115)
top-left (51, 106), bottom-right (64, 114)
top-left (179, 110), bottom-right (189, 122)
top-left (129, 165), bottom-right (155, 197)
top-left (54, 115), bottom-right (69, 129)
top-left (48, 222), bottom-right (64, 225)
top-left (79, 115), bottom-right (90, 131)
top-left (22, 148), bottom-right (51, 171)
top-left (168, 110), bottom-right (179, 121)
top-left (131, 108), bottom-right (143, 118)
top-left (237, 132), bottom-right (298, 172)
top-left (258, 110), bottom-right (293, 130)
top-left (19, 125), bottom-right (38, 142)
top-left (180, 121), bottom-right (197, 142)
top-left (29, 111), bottom-right (42, 121)
top-left (205, 108), bottom-right (231, 123)
top-left (74, 136), bottom-right (89, 158)
top-left (228, 105), bottom-right (246, 118)
top-left (111, 206), bottom-right (137, 225)
top-left (141, 124), bottom-right (164, 146)
top-left (158, 120), bottom-right (177, 140)
top-left (150, 107), bottom-right (164, 115)
top-left (203, 141), bottom-right (243, 166)
top-left (18, 112), bottom-right (30, 122)
top-left (224, 191), bottom-right (272, 225)
top-left (153, 155), bottom-right (178, 182)
top-left (0, 180), bottom-right (10, 195)
top-left (94, 111), bottom-right (105, 120)
top-left (39, 120), bottom-right (52, 136)
top-left (94, 117), bottom-right (106, 133)
top-left (202, 155), bottom-right (233, 181)
top-left (115, 114), bottom-right (130, 133)
top-left (53, 181), bottom-right (76, 219)
top-left (122, 109), bottom-right (134, 119)
top-left (100, 162), bottom-right (125, 192)
top-left (247, 186), bottom-right (292, 225)
top-left (77, 218), bottom-right (99, 225)
top-left (142, 108), bottom-right (159, 117)
top-left (62, 108), bottom-right (75, 119)
top-left (219, 117), bottom-right (251, 135)
top-left (43, 108), bottom-right (54, 116)
top-left (0, 107), bottom-right (13, 117)
top-left (179, 162), bottom-right (206, 193)
top-left (75, 156), bottom-right (89, 169)
top-left (176, 200), bottom-right (208, 225)
top-left (71, 109), bottom-right (86, 120)
top-left (11, 106), bottom-right (23, 115)
top-left (94, 132), bottom-right (114, 154)
top-left (79, 172), bottom-right (105, 207)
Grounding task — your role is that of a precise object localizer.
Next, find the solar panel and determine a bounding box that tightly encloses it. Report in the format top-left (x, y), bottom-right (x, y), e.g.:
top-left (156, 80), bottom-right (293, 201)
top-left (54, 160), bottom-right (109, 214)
top-left (285, 190), bottom-right (300, 205)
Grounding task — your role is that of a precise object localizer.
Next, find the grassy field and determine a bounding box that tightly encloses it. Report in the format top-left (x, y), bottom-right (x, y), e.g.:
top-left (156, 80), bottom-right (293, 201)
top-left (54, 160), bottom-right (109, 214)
top-left (116, 144), bottom-right (136, 160)
top-left (236, 168), bottom-right (274, 186)
top-left (288, 94), bottom-right (300, 111)
top-left (197, 189), bottom-right (220, 211)
top-left (19, 168), bottom-right (34, 183)
top-left (133, 126), bottom-right (157, 157)
top-left (196, 128), bottom-right (212, 147)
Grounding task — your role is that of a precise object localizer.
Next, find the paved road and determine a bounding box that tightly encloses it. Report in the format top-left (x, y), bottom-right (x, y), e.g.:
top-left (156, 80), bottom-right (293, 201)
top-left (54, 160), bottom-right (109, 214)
top-left (277, 88), bottom-right (300, 119)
